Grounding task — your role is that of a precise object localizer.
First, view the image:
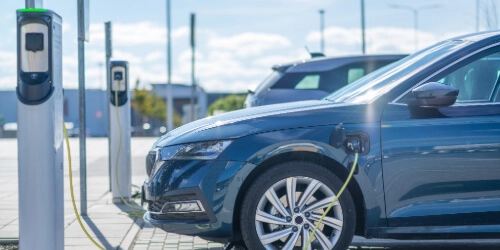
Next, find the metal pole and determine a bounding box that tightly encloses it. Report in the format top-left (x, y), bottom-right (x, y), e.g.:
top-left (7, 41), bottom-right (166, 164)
top-left (361, 0), bottom-right (366, 54)
top-left (190, 13), bottom-right (196, 122)
top-left (166, 0), bottom-right (173, 131)
top-left (414, 9), bottom-right (418, 51)
top-left (25, 0), bottom-right (42, 8)
top-left (319, 9), bottom-right (325, 54)
top-left (476, 0), bottom-right (480, 32)
top-left (77, 0), bottom-right (87, 215)
top-left (105, 21), bottom-right (112, 191)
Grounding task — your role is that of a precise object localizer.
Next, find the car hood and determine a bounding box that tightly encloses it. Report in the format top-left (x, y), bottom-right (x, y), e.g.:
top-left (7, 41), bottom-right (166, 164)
top-left (152, 100), bottom-right (380, 148)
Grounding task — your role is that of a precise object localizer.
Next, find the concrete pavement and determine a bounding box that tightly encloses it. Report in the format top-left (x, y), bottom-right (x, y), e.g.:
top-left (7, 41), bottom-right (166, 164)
top-left (1, 137), bottom-right (499, 250)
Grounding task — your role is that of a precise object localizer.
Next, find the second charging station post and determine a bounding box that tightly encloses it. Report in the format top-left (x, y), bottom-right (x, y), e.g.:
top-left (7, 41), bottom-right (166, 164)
top-left (109, 60), bottom-right (131, 203)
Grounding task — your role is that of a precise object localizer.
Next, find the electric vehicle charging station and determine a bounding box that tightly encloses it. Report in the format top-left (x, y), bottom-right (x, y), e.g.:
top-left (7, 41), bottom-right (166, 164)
top-left (16, 9), bottom-right (64, 250)
top-left (109, 60), bottom-right (132, 203)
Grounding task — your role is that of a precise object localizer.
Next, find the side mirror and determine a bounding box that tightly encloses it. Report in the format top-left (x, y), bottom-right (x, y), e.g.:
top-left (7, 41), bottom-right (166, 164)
top-left (411, 82), bottom-right (459, 108)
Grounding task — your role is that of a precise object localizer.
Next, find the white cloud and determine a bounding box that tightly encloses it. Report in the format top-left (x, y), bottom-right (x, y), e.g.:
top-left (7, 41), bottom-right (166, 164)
top-left (251, 51), bottom-right (310, 68)
top-left (0, 51), bottom-right (16, 68)
top-left (88, 22), bottom-right (189, 46)
top-left (85, 49), bottom-right (105, 64)
top-left (0, 76), bottom-right (16, 90)
top-left (145, 51), bottom-right (165, 62)
top-left (0, 51), bottom-right (17, 90)
top-left (208, 32), bottom-right (292, 57)
top-left (307, 26), bottom-right (470, 55)
top-left (62, 23), bottom-right (71, 33)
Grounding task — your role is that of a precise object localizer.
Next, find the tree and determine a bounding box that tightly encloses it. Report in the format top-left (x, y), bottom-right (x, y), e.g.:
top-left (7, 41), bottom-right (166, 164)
top-left (131, 80), bottom-right (182, 128)
top-left (207, 94), bottom-right (246, 116)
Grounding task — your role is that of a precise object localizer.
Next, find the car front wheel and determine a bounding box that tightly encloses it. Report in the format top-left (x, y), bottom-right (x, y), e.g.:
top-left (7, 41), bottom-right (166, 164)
top-left (240, 161), bottom-right (356, 250)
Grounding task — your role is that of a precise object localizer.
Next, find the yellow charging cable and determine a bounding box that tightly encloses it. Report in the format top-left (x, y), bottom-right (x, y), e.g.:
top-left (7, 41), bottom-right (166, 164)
top-left (303, 152), bottom-right (358, 250)
top-left (113, 84), bottom-right (145, 218)
top-left (63, 123), bottom-right (105, 250)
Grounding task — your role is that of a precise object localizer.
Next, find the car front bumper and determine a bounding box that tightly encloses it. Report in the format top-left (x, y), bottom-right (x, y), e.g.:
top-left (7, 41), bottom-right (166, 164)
top-left (142, 158), bottom-right (252, 240)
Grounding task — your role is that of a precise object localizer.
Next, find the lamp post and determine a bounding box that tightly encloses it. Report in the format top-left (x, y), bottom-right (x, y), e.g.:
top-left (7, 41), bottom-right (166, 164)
top-left (389, 4), bottom-right (441, 51)
top-left (361, 0), bottom-right (366, 54)
top-left (319, 9), bottom-right (325, 54)
top-left (166, 0), bottom-right (173, 132)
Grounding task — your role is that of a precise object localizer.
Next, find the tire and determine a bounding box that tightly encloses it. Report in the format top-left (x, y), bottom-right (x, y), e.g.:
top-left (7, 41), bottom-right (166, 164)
top-left (240, 161), bottom-right (356, 250)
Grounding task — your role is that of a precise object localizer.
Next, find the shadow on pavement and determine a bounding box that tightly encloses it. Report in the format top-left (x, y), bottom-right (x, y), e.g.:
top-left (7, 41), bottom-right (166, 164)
top-left (82, 216), bottom-right (115, 250)
top-left (114, 200), bottom-right (146, 227)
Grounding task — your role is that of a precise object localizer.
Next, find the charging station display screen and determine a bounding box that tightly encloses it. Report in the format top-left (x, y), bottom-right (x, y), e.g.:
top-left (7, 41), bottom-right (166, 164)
top-left (25, 33), bottom-right (44, 52)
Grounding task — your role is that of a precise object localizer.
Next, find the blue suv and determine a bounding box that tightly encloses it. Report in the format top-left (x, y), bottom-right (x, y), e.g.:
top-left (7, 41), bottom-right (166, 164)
top-left (142, 31), bottom-right (500, 249)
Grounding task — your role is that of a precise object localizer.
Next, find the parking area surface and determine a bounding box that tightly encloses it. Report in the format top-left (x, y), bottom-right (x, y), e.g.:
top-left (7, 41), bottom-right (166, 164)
top-left (0, 137), bottom-right (499, 249)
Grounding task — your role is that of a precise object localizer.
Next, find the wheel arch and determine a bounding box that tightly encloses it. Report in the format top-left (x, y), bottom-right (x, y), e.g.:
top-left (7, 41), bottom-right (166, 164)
top-left (231, 150), bottom-right (366, 242)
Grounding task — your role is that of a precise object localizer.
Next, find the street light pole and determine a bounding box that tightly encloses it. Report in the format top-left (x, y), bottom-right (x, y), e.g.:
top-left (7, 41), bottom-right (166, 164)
top-left (319, 9), bottom-right (325, 54)
top-left (361, 0), bottom-right (366, 54)
top-left (413, 8), bottom-right (418, 52)
top-left (190, 13), bottom-right (196, 122)
top-left (476, 0), bottom-right (480, 32)
top-left (166, 0), bottom-right (173, 132)
top-left (389, 4), bottom-right (441, 51)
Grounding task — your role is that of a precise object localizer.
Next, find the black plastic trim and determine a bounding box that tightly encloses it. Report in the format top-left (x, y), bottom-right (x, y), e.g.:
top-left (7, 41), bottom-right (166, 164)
top-left (147, 187), bottom-right (217, 223)
top-left (16, 86), bottom-right (54, 105)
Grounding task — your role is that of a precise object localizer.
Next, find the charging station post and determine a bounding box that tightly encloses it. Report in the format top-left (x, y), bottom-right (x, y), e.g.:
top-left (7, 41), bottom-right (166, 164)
top-left (109, 60), bottom-right (132, 203)
top-left (16, 8), bottom-right (64, 249)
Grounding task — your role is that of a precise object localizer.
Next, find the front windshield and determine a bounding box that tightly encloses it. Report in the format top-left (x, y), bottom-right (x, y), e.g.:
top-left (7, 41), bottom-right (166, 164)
top-left (325, 40), bottom-right (469, 103)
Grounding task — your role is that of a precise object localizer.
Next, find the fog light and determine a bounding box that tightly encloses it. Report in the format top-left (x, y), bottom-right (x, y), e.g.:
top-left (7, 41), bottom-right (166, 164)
top-left (161, 200), bottom-right (205, 213)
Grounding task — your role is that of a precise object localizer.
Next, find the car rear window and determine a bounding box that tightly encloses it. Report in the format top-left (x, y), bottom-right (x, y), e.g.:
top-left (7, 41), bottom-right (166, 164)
top-left (271, 60), bottom-right (397, 93)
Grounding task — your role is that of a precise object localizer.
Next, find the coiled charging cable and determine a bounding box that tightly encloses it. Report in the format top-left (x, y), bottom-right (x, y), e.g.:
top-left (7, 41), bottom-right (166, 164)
top-left (303, 152), bottom-right (358, 250)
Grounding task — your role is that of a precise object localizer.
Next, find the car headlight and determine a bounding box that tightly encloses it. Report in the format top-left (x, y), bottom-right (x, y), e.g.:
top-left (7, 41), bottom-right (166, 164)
top-left (148, 140), bottom-right (232, 180)
top-left (167, 140), bottom-right (233, 160)
top-left (158, 140), bottom-right (233, 161)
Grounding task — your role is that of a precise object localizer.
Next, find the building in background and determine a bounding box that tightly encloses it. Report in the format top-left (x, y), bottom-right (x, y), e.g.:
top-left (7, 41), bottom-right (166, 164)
top-left (150, 83), bottom-right (207, 124)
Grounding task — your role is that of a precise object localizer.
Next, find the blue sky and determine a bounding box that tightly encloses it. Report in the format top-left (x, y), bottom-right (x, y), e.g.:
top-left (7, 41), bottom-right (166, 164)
top-left (0, 0), bottom-right (495, 92)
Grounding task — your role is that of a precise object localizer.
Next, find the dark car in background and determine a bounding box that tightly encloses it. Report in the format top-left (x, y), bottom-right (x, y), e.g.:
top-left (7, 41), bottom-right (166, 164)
top-left (244, 54), bottom-right (407, 108)
top-left (143, 31), bottom-right (500, 250)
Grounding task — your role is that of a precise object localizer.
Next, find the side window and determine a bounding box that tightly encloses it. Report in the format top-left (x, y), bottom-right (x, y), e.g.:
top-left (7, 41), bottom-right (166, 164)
top-left (294, 75), bottom-right (320, 89)
top-left (436, 57), bottom-right (499, 103)
top-left (347, 68), bottom-right (365, 84)
top-left (399, 50), bottom-right (500, 104)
